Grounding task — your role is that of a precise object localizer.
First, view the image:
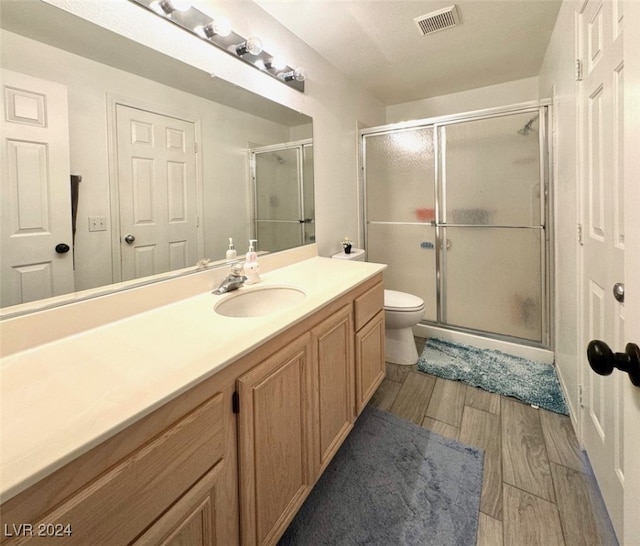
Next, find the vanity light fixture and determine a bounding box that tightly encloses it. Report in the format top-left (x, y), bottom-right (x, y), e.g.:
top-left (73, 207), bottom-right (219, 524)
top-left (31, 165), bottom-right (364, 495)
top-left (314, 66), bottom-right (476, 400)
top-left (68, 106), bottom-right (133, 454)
top-left (129, 0), bottom-right (306, 92)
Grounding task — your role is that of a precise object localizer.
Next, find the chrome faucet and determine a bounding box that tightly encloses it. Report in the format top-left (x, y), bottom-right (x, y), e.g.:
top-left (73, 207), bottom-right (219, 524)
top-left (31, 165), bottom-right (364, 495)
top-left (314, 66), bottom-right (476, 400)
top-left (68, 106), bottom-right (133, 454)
top-left (212, 263), bottom-right (246, 295)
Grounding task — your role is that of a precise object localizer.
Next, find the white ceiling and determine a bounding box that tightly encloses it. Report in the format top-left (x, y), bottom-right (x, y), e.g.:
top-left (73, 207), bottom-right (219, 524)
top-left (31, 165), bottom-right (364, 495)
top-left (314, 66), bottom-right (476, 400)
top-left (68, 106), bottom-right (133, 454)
top-left (254, 0), bottom-right (562, 106)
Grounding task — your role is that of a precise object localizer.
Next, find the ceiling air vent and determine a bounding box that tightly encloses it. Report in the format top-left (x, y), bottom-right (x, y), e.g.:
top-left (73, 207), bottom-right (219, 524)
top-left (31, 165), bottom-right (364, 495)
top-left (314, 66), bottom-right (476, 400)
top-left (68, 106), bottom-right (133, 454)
top-left (414, 5), bottom-right (459, 36)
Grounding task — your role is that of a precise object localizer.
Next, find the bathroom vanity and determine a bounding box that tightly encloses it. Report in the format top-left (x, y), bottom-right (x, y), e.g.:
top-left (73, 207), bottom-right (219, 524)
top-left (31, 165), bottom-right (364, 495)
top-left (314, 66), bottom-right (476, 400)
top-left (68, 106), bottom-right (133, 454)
top-left (0, 256), bottom-right (385, 546)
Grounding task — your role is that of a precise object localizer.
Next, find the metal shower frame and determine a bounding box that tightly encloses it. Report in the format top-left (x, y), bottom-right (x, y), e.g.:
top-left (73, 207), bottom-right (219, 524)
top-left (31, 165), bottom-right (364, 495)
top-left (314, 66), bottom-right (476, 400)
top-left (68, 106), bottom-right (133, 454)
top-left (359, 100), bottom-right (554, 348)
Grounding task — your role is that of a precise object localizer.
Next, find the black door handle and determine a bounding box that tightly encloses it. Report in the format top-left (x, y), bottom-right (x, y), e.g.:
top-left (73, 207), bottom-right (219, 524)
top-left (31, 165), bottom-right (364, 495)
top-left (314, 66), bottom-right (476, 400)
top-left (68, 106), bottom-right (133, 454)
top-left (55, 243), bottom-right (70, 254)
top-left (587, 340), bottom-right (640, 387)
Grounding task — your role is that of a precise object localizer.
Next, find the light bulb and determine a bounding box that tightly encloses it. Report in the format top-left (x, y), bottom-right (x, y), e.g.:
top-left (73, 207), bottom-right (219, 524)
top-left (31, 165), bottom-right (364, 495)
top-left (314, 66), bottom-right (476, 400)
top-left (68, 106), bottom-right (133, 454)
top-left (210, 16), bottom-right (232, 37)
top-left (196, 16), bottom-right (232, 39)
top-left (171, 0), bottom-right (192, 11)
top-left (278, 67), bottom-right (306, 82)
top-left (266, 55), bottom-right (287, 71)
top-left (156, 0), bottom-right (191, 14)
top-left (235, 37), bottom-right (263, 56)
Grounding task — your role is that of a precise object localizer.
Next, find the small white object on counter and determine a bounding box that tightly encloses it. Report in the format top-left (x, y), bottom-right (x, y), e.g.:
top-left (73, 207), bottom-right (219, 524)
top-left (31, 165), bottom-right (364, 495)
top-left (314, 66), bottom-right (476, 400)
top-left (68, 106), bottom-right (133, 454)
top-left (225, 238), bottom-right (237, 260)
top-left (244, 239), bottom-right (261, 284)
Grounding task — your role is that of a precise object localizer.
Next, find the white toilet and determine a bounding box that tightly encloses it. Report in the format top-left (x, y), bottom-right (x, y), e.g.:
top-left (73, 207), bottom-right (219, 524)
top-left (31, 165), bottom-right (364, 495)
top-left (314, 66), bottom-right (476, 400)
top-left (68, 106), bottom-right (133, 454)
top-left (382, 289), bottom-right (425, 365)
top-left (331, 248), bottom-right (426, 366)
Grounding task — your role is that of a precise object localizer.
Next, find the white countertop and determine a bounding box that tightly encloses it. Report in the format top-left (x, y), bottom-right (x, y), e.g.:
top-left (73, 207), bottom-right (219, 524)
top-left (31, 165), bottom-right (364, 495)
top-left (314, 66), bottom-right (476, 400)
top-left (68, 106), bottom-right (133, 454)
top-left (0, 257), bottom-right (385, 502)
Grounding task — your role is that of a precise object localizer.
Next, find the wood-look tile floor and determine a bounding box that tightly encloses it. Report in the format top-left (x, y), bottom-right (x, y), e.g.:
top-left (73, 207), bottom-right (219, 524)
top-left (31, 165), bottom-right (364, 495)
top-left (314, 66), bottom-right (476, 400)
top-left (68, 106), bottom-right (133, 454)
top-left (368, 337), bottom-right (619, 546)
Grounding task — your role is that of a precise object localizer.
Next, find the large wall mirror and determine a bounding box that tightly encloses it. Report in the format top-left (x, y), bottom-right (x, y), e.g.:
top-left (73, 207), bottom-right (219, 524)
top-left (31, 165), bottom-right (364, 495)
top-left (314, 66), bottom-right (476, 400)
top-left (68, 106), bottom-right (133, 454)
top-left (0, 0), bottom-right (314, 316)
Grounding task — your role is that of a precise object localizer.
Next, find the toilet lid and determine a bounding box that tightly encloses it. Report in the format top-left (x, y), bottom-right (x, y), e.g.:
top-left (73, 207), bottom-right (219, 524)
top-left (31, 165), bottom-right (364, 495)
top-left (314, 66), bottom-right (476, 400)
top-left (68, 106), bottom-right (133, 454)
top-left (384, 289), bottom-right (425, 312)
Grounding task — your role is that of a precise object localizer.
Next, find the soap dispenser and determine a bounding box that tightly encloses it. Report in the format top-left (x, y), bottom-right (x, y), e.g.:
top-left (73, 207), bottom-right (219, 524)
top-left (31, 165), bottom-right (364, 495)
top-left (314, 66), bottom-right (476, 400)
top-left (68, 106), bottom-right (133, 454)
top-left (244, 239), bottom-right (261, 284)
top-left (226, 238), bottom-right (237, 260)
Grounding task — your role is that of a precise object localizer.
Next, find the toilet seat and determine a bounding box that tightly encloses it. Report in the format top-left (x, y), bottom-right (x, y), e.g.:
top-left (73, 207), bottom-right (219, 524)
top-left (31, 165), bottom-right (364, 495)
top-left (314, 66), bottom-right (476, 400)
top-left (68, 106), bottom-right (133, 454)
top-left (384, 289), bottom-right (425, 312)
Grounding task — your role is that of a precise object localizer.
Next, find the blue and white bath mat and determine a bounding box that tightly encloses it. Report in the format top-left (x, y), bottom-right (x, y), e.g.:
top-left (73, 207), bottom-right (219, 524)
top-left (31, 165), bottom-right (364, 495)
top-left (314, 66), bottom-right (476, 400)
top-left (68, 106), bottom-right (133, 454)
top-left (417, 338), bottom-right (568, 415)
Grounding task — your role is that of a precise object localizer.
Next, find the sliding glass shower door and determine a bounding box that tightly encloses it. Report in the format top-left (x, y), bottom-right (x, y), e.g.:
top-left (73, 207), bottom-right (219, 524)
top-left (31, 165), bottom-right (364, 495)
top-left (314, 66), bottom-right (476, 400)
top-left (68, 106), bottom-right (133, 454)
top-left (363, 107), bottom-right (549, 345)
top-left (364, 127), bottom-right (437, 322)
top-left (440, 113), bottom-right (546, 341)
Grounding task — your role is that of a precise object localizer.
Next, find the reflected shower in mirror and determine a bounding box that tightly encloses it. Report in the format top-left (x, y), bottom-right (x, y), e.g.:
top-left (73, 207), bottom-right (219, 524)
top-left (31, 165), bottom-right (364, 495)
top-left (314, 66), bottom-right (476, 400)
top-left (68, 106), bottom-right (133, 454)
top-left (251, 140), bottom-right (315, 253)
top-left (0, 1), bottom-right (313, 314)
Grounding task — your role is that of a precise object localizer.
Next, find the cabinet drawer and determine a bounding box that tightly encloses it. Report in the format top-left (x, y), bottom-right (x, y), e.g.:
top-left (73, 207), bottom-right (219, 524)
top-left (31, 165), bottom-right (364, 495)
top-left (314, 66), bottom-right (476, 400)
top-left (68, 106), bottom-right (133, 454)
top-left (354, 282), bottom-right (384, 331)
top-left (20, 393), bottom-right (225, 546)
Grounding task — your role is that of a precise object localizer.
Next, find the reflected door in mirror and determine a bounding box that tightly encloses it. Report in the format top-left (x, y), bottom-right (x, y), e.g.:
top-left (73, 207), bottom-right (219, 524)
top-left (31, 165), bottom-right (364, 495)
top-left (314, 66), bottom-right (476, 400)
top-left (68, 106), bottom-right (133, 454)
top-left (116, 105), bottom-right (199, 281)
top-left (1, 70), bottom-right (74, 307)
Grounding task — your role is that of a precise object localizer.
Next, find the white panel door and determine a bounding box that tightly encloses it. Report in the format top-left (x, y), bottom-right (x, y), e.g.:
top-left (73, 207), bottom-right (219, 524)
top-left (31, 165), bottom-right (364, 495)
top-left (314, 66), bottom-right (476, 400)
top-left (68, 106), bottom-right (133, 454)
top-left (0, 70), bottom-right (74, 308)
top-left (116, 105), bottom-right (198, 281)
top-left (578, 0), bottom-right (630, 539)
top-left (622, 1), bottom-right (640, 543)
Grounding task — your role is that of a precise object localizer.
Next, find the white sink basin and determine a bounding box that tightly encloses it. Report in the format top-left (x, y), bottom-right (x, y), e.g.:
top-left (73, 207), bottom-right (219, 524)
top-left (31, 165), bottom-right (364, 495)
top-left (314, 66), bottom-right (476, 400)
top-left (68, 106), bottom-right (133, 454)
top-left (214, 285), bottom-right (306, 318)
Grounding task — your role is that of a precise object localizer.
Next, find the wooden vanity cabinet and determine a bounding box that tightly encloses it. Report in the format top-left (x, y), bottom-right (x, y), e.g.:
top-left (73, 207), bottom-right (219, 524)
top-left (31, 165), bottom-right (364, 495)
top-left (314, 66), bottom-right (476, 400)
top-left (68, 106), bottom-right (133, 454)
top-left (134, 460), bottom-right (224, 545)
top-left (354, 282), bottom-right (386, 414)
top-left (0, 273), bottom-right (385, 546)
top-left (311, 303), bottom-right (355, 476)
top-left (236, 334), bottom-right (314, 546)
top-left (237, 275), bottom-right (384, 546)
top-left (0, 380), bottom-right (239, 546)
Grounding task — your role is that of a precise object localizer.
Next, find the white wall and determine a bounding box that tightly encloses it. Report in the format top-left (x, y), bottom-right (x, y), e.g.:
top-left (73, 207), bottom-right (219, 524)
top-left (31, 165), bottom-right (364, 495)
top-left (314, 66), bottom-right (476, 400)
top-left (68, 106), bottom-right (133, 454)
top-left (386, 77), bottom-right (540, 123)
top-left (538, 0), bottom-right (581, 418)
top-left (43, 0), bottom-right (386, 260)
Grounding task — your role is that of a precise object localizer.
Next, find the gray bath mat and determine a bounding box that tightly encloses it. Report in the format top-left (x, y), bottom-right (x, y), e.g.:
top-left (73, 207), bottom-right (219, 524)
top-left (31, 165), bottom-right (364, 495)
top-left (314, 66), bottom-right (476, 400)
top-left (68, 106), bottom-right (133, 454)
top-left (417, 337), bottom-right (568, 415)
top-left (279, 406), bottom-right (484, 545)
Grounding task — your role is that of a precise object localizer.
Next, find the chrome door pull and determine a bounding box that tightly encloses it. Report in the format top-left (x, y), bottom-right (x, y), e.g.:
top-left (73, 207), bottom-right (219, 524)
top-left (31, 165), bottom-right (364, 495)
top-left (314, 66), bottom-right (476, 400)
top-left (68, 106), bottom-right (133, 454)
top-left (124, 234), bottom-right (136, 244)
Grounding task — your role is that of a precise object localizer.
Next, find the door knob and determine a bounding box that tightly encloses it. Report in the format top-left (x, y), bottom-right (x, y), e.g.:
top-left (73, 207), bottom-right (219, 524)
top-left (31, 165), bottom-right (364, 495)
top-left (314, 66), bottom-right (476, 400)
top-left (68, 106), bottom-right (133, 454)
top-left (613, 282), bottom-right (624, 303)
top-left (124, 234), bottom-right (136, 244)
top-left (55, 243), bottom-right (70, 254)
top-left (587, 340), bottom-right (640, 387)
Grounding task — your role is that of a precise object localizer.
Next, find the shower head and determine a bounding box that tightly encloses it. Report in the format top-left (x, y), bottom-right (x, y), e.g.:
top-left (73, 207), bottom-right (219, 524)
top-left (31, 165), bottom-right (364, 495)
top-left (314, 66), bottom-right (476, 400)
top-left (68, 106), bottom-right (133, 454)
top-left (518, 115), bottom-right (539, 136)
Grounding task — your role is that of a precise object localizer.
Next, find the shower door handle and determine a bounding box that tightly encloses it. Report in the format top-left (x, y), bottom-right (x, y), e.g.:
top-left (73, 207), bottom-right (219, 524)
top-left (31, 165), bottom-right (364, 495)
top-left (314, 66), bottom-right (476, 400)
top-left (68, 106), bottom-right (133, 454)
top-left (587, 340), bottom-right (640, 387)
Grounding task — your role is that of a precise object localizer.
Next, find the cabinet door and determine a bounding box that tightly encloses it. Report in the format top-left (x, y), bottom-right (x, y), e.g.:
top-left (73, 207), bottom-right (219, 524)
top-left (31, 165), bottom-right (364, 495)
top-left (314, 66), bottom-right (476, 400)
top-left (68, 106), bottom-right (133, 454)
top-left (237, 334), bottom-right (313, 546)
top-left (311, 304), bottom-right (354, 476)
top-left (134, 463), bottom-right (223, 546)
top-left (355, 311), bottom-right (385, 414)
top-left (12, 394), bottom-right (225, 546)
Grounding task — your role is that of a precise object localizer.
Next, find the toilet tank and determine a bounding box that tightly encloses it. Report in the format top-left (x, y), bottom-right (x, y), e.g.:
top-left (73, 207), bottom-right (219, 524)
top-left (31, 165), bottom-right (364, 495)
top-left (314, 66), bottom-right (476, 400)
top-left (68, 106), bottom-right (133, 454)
top-left (330, 248), bottom-right (366, 261)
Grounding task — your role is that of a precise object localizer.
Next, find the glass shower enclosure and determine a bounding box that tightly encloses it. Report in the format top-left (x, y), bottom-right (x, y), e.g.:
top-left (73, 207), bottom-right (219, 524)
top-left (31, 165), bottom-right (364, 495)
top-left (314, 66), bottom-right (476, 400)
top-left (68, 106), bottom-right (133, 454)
top-left (362, 105), bottom-right (550, 345)
top-left (250, 140), bottom-right (314, 252)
